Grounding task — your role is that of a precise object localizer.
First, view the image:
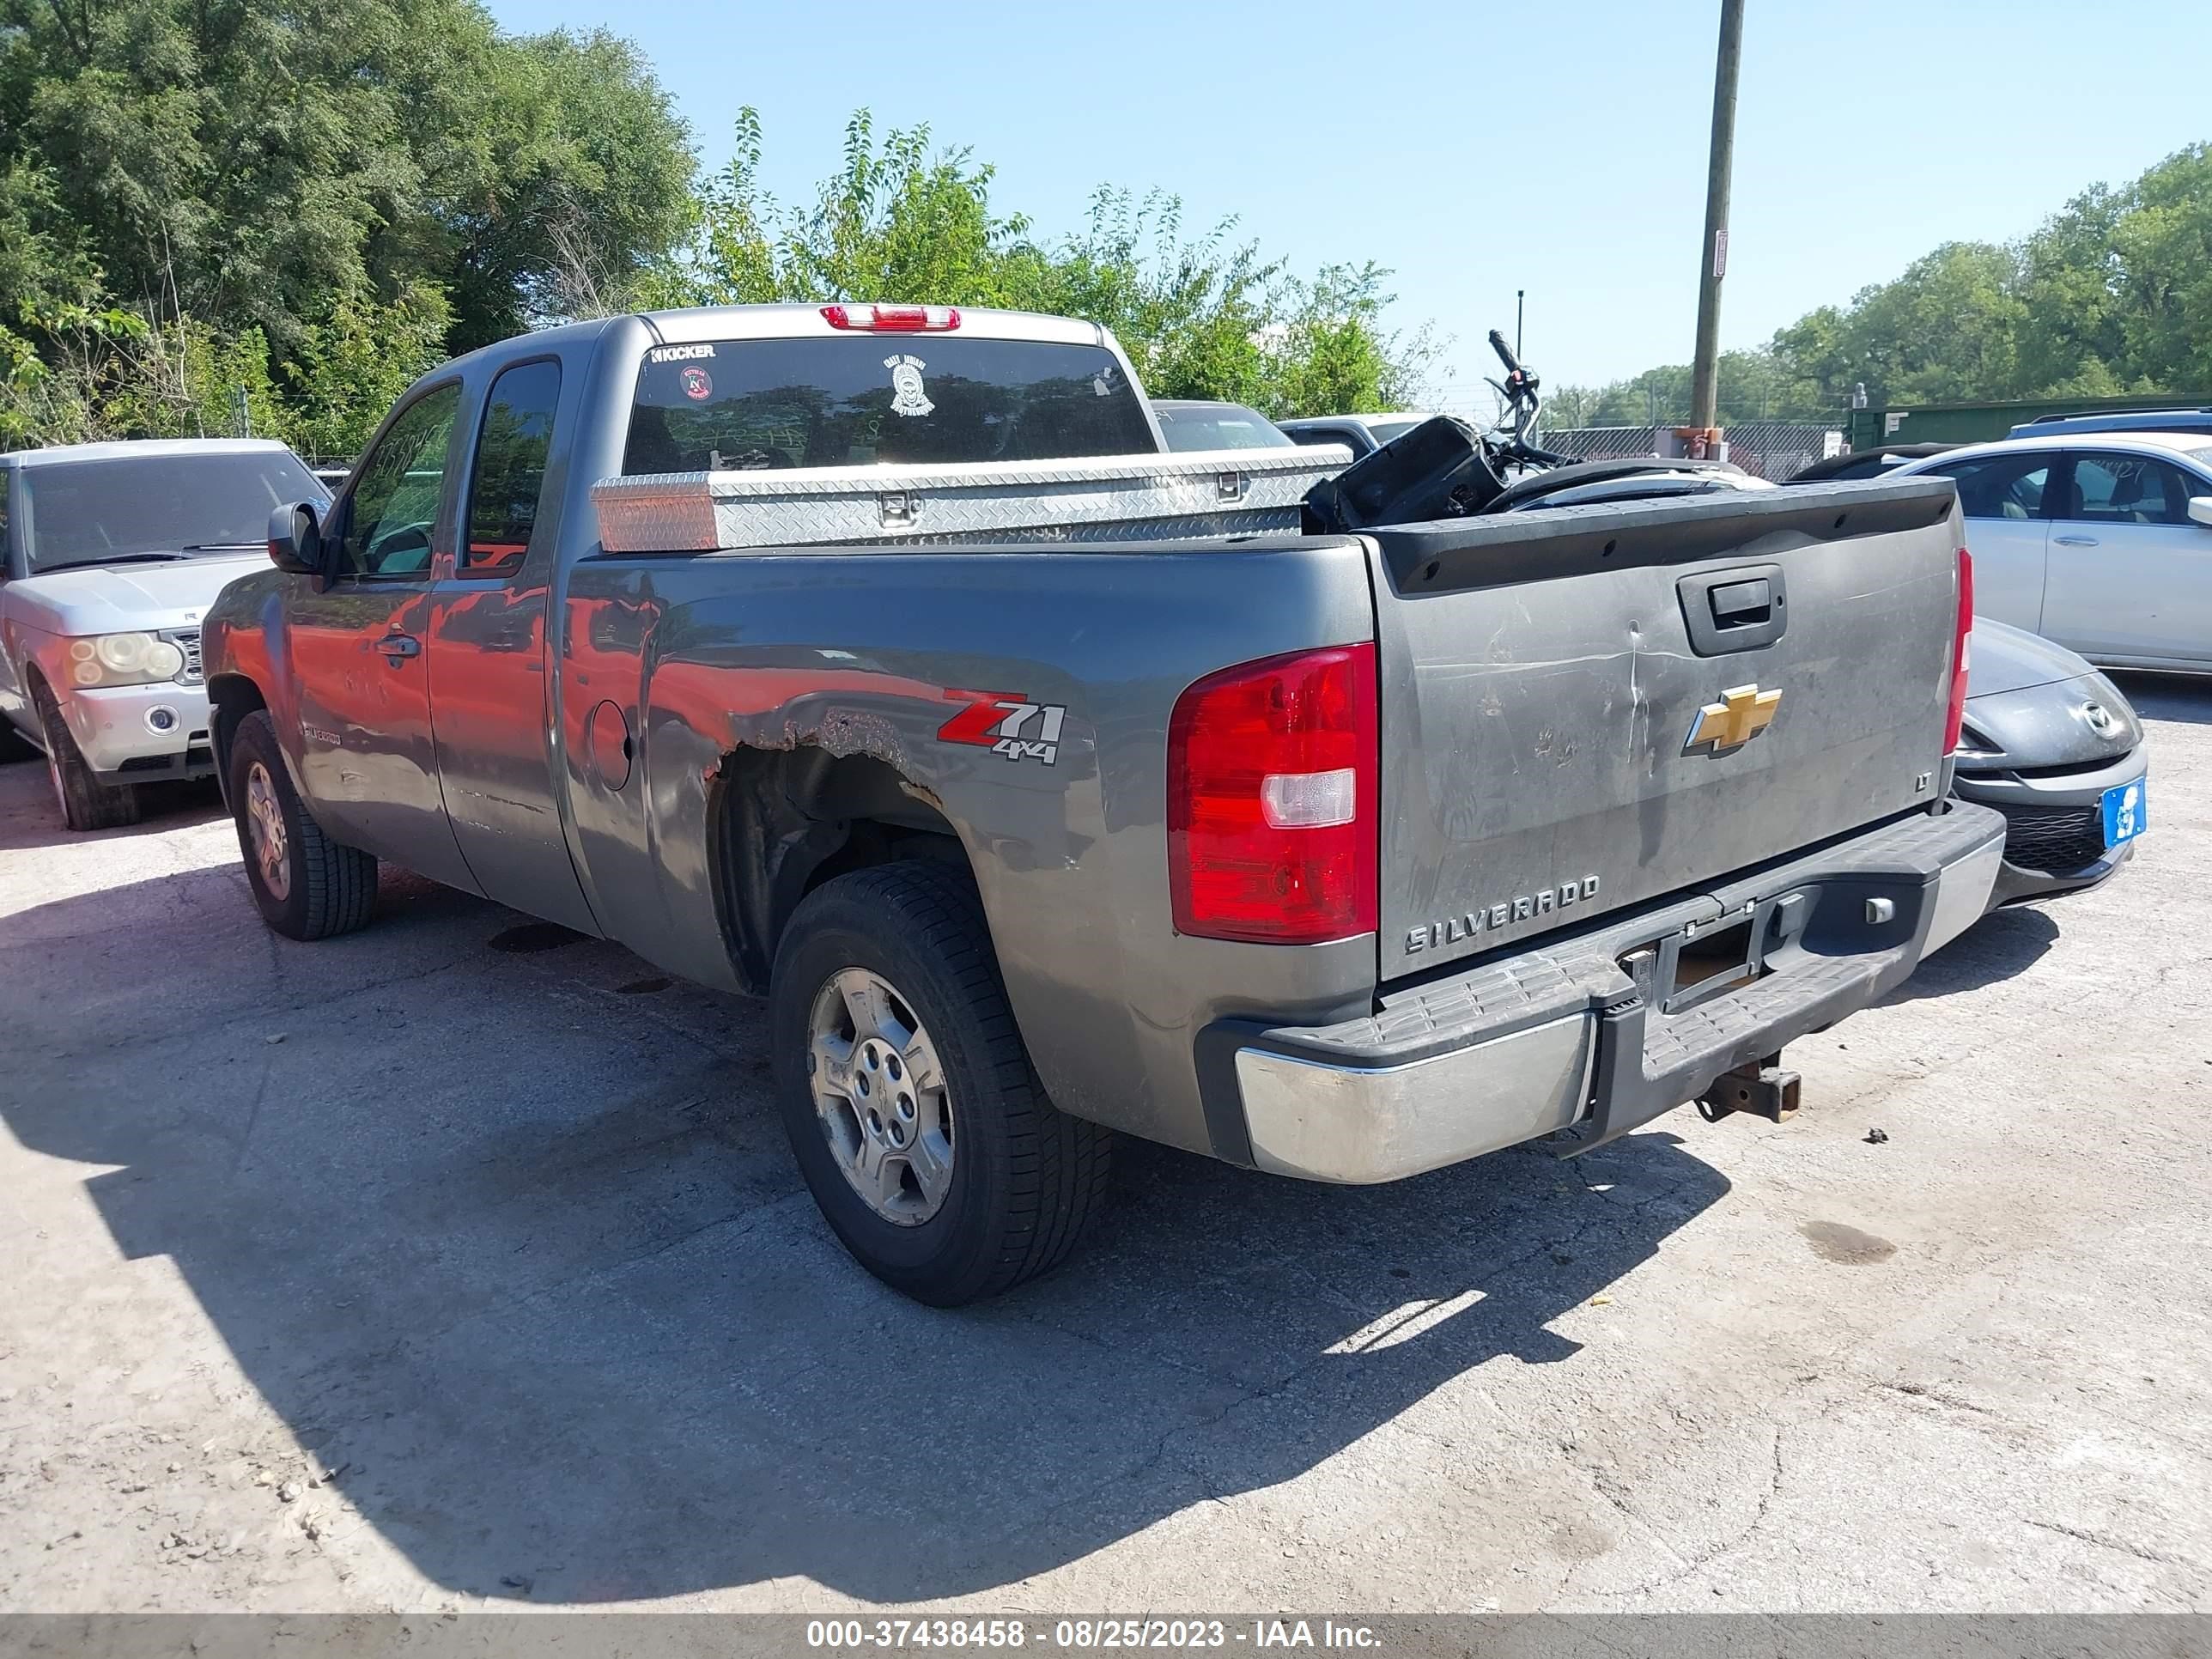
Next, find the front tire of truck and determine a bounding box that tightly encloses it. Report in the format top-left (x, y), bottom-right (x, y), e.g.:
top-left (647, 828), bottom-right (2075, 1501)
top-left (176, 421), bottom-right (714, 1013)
top-left (770, 861), bottom-right (1113, 1306)
top-left (228, 710), bottom-right (378, 941)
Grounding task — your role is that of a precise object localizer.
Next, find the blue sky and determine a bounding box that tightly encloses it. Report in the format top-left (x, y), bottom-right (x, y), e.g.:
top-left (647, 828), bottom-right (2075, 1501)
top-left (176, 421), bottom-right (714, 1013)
top-left (489, 0), bottom-right (2212, 404)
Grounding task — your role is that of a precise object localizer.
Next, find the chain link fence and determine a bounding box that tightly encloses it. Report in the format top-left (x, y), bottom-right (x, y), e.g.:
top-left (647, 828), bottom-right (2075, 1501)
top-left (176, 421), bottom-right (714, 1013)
top-left (1532, 422), bottom-right (1842, 481)
top-left (1405, 382), bottom-right (1845, 483)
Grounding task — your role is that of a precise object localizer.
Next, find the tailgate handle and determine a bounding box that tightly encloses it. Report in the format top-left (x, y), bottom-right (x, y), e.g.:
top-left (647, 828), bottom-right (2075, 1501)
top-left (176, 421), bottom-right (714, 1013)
top-left (1679, 564), bottom-right (1786, 656)
top-left (1710, 576), bottom-right (1771, 625)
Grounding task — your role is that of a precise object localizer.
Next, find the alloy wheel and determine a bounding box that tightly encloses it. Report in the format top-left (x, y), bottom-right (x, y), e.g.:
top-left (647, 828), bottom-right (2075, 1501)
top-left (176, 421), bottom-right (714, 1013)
top-left (245, 761), bottom-right (291, 901)
top-left (805, 967), bottom-right (954, 1225)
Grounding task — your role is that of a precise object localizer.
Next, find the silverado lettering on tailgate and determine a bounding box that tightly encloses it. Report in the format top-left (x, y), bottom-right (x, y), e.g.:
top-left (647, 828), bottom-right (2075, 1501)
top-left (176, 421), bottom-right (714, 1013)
top-left (1407, 875), bottom-right (1601, 955)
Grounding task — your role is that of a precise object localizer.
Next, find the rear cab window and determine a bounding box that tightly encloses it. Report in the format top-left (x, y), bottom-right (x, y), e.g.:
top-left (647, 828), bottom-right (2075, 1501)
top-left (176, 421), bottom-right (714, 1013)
top-left (622, 336), bottom-right (1157, 475)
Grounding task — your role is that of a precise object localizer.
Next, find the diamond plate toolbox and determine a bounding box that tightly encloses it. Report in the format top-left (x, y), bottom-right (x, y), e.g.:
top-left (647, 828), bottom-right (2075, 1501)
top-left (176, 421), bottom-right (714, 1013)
top-left (591, 445), bottom-right (1353, 552)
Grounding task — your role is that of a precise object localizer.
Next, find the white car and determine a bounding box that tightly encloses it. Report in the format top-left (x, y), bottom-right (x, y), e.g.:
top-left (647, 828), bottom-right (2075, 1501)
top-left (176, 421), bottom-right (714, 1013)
top-left (0, 438), bottom-right (328, 830)
top-left (1890, 431), bottom-right (2212, 672)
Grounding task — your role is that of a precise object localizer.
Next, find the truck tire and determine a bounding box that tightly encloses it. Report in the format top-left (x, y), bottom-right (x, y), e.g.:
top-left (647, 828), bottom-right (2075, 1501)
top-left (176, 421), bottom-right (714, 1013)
top-left (770, 860), bottom-right (1113, 1305)
top-left (228, 710), bottom-right (378, 940)
top-left (33, 681), bottom-right (140, 831)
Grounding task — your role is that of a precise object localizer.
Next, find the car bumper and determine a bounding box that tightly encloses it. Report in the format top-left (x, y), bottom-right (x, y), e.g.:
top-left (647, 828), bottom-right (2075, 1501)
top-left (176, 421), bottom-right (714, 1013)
top-left (59, 682), bottom-right (216, 782)
top-left (1206, 803), bottom-right (2005, 1184)
top-left (1951, 746), bottom-right (2147, 908)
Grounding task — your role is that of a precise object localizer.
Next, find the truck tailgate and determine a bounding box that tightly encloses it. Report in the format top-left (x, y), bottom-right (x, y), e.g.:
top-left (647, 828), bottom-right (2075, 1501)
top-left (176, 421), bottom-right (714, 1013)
top-left (1370, 477), bottom-right (1964, 979)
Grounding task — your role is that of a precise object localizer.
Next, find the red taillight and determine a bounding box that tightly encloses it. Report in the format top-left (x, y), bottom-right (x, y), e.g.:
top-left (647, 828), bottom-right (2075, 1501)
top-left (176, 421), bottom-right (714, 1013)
top-left (1168, 644), bottom-right (1378, 945)
top-left (820, 303), bottom-right (961, 331)
top-left (1944, 546), bottom-right (1973, 754)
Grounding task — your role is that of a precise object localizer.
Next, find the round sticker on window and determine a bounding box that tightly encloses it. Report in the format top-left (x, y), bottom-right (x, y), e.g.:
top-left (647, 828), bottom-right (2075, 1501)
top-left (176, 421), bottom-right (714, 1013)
top-left (680, 366), bottom-right (713, 401)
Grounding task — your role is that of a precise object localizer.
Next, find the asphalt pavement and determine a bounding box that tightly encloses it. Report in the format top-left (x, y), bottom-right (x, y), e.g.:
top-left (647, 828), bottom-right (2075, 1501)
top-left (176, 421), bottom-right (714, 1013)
top-left (2, 678), bottom-right (2208, 1614)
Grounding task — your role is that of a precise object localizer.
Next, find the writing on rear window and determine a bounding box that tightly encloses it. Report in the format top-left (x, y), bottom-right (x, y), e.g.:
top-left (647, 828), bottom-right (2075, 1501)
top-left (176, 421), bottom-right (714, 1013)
top-left (623, 336), bottom-right (1155, 475)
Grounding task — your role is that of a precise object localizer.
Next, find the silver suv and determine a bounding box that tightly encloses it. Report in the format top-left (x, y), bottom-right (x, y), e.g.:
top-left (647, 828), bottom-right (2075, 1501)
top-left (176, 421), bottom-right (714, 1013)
top-left (0, 439), bottom-right (327, 830)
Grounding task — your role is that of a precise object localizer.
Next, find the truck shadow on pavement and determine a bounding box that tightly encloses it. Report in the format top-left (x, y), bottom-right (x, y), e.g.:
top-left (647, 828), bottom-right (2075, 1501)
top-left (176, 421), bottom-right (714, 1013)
top-left (1880, 902), bottom-right (2059, 1006)
top-left (1, 858), bottom-right (1729, 1605)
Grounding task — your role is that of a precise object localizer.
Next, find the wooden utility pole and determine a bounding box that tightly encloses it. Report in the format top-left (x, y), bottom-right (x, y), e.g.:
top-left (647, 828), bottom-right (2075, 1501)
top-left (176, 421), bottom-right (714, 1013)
top-left (1687, 0), bottom-right (1745, 440)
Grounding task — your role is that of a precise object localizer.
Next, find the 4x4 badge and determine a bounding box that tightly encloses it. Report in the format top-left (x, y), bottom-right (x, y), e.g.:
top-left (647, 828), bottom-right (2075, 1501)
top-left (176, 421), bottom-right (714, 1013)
top-left (939, 689), bottom-right (1066, 765)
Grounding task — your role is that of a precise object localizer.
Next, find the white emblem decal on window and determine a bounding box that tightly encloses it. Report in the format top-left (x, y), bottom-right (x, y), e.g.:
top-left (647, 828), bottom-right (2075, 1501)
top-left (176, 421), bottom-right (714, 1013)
top-left (885, 354), bottom-right (933, 417)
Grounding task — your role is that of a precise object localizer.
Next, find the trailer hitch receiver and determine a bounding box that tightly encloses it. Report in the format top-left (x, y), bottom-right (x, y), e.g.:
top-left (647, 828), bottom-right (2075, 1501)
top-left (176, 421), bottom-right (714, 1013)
top-left (1696, 1054), bottom-right (1802, 1124)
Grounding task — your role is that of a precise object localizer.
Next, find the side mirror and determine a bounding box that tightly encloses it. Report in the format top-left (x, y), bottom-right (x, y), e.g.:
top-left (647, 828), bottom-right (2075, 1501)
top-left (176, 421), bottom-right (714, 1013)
top-left (267, 501), bottom-right (325, 576)
top-left (2189, 496), bottom-right (2212, 528)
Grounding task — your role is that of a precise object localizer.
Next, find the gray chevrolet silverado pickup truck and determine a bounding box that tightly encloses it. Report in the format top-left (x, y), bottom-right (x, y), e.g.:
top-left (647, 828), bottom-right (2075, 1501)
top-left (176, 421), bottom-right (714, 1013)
top-left (203, 302), bottom-right (2001, 1304)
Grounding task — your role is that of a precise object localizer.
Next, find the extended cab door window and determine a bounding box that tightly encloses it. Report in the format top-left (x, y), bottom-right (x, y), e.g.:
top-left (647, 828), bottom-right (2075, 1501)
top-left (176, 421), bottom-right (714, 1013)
top-left (463, 360), bottom-right (562, 577)
top-left (340, 384), bottom-right (462, 579)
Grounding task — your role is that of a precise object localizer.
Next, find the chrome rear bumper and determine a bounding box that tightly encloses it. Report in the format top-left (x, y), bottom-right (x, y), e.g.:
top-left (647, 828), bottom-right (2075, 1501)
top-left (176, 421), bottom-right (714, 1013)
top-left (1213, 804), bottom-right (2006, 1184)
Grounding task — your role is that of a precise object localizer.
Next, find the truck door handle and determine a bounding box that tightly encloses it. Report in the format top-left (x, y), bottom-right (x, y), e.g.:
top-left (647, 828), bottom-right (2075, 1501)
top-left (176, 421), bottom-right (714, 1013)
top-left (376, 633), bottom-right (422, 660)
top-left (2054, 535), bottom-right (2100, 547)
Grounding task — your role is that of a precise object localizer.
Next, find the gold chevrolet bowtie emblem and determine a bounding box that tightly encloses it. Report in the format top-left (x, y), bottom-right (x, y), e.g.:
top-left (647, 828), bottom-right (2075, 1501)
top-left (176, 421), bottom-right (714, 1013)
top-left (1689, 684), bottom-right (1782, 750)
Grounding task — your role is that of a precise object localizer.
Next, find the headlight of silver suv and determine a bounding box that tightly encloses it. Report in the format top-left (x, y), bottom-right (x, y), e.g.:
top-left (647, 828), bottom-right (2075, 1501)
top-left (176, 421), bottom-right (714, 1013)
top-left (64, 632), bottom-right (187, 689)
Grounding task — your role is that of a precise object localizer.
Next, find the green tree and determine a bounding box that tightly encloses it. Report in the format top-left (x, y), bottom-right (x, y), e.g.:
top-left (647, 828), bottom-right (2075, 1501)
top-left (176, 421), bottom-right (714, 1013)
top-left (0, 0), bottom-right (692, 452)
top-left (1547, 347), bottom-right (1826, 431)
top-left (443, 28), bottom-right (699, 347)
top-left (277, 287), bottom-right (455, 462)
top-left (1008, 189), bottom-right (1281, 405)
top-left (648, 109), bottom-right (1030, 309)
top-left (647, 109), bottom-right (1435, 418)
top-left (2107, 144), bottom-right (2212, 392)
top-left (1553, 143), bottom-right (2212, 429)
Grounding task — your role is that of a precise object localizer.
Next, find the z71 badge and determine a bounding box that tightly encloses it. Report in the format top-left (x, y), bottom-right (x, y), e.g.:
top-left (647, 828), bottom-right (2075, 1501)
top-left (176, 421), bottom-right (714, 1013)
top-left (939, 689), bottom-right (1066, 765)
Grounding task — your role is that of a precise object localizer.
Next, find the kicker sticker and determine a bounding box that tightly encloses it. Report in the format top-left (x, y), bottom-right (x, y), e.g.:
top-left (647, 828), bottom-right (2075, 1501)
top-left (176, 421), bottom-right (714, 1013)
top-left (649, 343), bottom-right (716, 362)
top-left (939, 690), bottom-right (1066, 765)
